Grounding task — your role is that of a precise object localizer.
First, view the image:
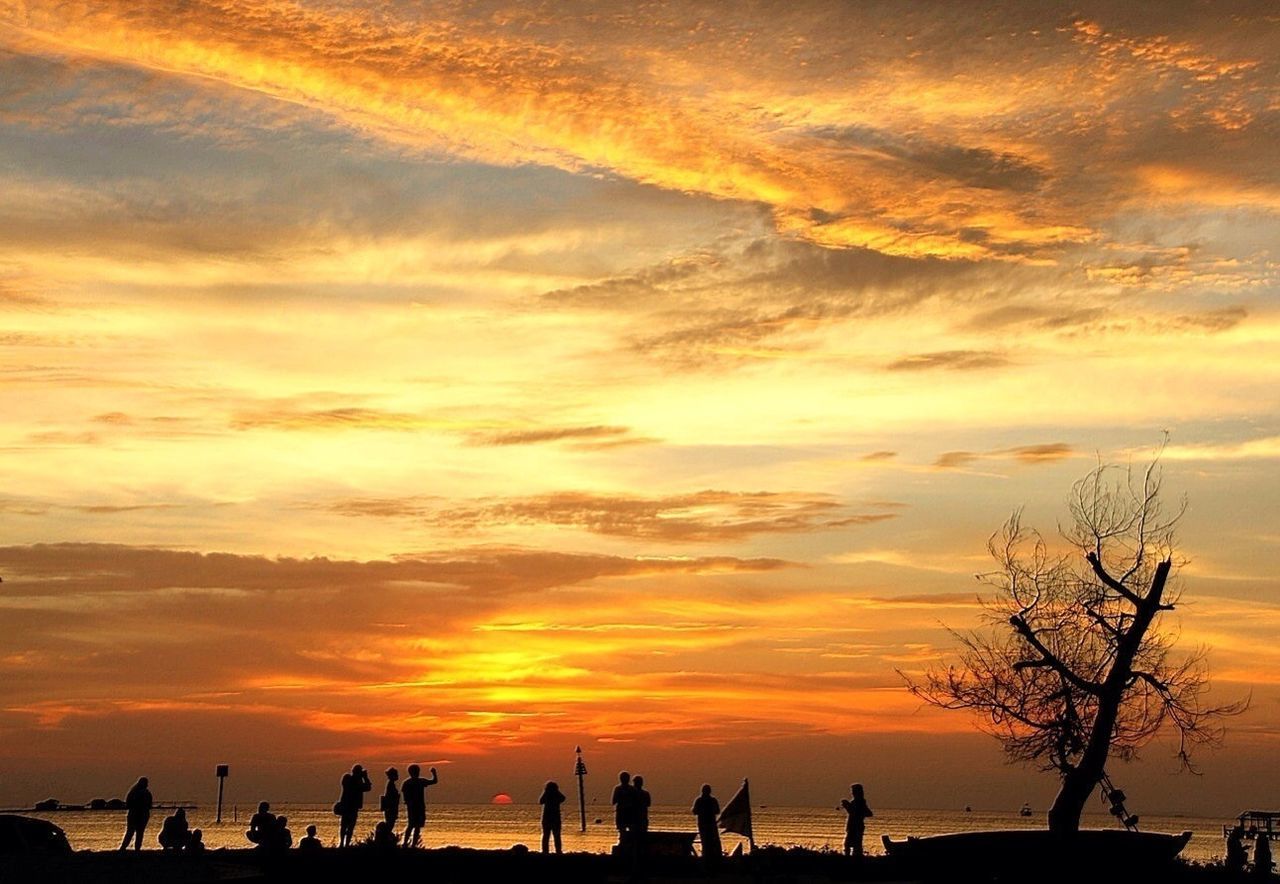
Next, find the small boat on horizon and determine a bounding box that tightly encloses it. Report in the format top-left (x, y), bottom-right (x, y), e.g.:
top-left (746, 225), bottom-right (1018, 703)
top-left (1019, 802), bottom-right (1032, 817)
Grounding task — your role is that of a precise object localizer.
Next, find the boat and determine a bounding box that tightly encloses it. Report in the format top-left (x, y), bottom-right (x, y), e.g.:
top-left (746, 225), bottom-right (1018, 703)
top-left (0, 815), bottom-right (72, 854)
top-left (881, 828), bottom-right (1191, 875)
top-left (1019, 803), bottom-right (1032, 817)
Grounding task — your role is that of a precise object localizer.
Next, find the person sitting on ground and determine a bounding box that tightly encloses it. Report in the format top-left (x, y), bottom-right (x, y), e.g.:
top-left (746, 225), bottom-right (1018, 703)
top-left (274, 815), bottom-right (293, 850)
top-left (372, 820), bottom-right (398, 849)
top-left (187, 829), bottom-right (205, 852)
top-left (158, 807), bottom-right (191, 851)
top-left (247, 801), bottom-right (275, 846)
top-left (298, 824), bottom-right (323, 851)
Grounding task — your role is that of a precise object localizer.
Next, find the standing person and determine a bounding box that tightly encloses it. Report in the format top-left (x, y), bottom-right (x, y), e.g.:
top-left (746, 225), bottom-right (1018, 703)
top-left (336, 764), bottom-right (372, 847)
top-left (1226, 826), bottom-right (1248, 874)
top-left (1254, 829), bottom-right (1274, 878)
top-left (400, 764), bottom-right (438, 847)
top-left (538, 781), bottom-right (566, 854)
top-left (840, 783), bottom-right (873, 859)
top-left (691, 784), bottom-right (721, 868)
top-left (633, 776), bottom-right (651, 836)
top-left (611, 771), bottom-right (636, 844)
top-left (381, 767), bottom-right (401, 835)
top-left (118, 776), bottom-right (152, 851)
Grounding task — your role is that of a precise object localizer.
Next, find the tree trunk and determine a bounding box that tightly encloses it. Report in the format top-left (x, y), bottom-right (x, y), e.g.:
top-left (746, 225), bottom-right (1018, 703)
top-left (1047, 559), bottom-right (1173, 835)
top-left (1047, 768), bottom-right (1096, 835)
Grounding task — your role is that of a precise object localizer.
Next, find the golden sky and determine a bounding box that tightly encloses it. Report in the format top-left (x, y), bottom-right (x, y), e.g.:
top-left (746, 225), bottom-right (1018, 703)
top-left (1, 1), bottom-right (1278, 813)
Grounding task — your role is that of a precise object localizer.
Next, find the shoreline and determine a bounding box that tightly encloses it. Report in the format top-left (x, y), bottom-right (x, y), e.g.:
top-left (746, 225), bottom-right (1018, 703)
top-left (0, 843), bottom-right (1237, 884)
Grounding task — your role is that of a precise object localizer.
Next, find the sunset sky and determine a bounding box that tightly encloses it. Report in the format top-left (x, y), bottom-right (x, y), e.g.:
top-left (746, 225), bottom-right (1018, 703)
top-left (2, 1), bottom-right (1278, 816)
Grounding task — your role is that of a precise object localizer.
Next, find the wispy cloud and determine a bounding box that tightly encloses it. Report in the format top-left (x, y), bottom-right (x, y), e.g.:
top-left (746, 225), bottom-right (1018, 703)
top-left (324, 491), bottom-right (902, 543)
top-left (934, 443), bottom-right (1075, 470)
top-left (886, 350), bottom-right (1009, 372)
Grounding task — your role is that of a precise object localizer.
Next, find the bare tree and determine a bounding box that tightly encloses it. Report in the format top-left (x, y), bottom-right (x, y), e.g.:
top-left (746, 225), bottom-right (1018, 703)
top-left (907, 455), bottom-right (1245, 834)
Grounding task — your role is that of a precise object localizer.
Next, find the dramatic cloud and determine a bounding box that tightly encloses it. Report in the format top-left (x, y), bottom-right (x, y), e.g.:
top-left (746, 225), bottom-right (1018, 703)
top-left (0, 1), bottom-right (1277, 812)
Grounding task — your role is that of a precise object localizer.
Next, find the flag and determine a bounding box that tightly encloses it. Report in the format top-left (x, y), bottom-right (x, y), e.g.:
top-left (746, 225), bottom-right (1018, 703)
top-left (718, 778), bottom-right (753, 845)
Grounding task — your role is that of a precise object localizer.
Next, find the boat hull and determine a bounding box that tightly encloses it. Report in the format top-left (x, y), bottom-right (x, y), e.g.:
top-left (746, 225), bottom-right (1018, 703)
top-left (881, 829), bottom-right (1191, 878)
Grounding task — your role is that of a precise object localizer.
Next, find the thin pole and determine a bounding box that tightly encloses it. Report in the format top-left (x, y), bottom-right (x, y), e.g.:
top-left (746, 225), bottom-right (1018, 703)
top-left (574, 745), bottom-right (588, 833)
top-left (215, 764), bottom-right (229, 823)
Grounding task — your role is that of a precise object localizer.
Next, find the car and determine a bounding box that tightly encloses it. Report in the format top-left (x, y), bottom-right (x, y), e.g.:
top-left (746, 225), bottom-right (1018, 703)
top-left (0, 815), bottom-right (73, 854)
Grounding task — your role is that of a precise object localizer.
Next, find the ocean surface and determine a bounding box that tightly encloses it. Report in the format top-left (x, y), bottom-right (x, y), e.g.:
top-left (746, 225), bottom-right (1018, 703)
top-left (22, 804), bottom-right (1231, 863)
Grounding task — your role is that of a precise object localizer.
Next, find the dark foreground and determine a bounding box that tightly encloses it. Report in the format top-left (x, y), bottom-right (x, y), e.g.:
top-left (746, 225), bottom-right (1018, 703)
top-left (0, 845), bottom-right (1254, 884)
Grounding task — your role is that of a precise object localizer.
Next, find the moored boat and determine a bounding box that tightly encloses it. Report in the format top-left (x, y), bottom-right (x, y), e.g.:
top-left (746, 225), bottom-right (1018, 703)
top-left (881, 828), bottom-right (1191, 877)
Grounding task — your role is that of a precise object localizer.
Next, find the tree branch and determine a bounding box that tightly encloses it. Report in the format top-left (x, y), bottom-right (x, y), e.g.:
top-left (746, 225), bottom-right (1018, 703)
top-left (1009, 615), bottom-right (1104, 696)
top-left (1085, 551), bottom-right (1144, 606)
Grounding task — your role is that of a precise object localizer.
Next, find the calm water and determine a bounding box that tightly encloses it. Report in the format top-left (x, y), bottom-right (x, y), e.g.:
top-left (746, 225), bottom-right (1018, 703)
top-left (25, 804), bottom-right (1230, 863)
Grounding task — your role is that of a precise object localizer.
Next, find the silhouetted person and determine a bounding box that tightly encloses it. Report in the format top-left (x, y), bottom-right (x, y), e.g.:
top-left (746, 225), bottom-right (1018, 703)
top-left (612, 771), bottom-right (637, 843)
top-left (373, 820), bottom-right (397, 850)
top-left (187, 829), bottom-right (205, 853)
top-left (275, 815), bottom-right (293, 850)
top-left (401, 764), bottom-right (438, 847)
top-left (247, 801), bottom-right (275, 847)
top-left (841, 783), bottom-right (873, 859)
top-left (299, 824), bottom-right (323, 852)
top-left (1227, 826), bottom-right (1248, 874)
top-left (633, 775), bottom-right (651, 835)
top-left (539, 781), bottom-right (566, 854)
top-left (692, 784), bottom-right (721, 867)
top-left (118, 776), bottom-right (152, 851)
top-left (381, 767), bottom-right (401, 832)
top-left (1255, 830), bottom-right (1274, 878)
top-left (337, 764), bottom-right (372, 847)
top-left (158, 807), bottom-right (190, 851)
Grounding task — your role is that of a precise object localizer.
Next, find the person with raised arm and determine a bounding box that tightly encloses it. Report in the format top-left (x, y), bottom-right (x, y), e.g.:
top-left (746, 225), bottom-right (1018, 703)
top-left (400, 764), bottom-right (438, 847)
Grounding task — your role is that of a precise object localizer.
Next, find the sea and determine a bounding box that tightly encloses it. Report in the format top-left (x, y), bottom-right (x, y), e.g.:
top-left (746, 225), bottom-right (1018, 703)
top-left (21, 804), bottom-right (1231, 863)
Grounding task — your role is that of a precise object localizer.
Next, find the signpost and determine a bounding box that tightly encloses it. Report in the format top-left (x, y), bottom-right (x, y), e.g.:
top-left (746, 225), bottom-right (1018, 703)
top-left (574, 746), bottom-right (588, 833)
top-left (215, 764), bottom-right (229, 823)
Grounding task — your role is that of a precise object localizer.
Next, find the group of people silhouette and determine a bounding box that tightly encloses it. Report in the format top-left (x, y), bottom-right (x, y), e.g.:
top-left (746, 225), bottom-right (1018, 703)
top-left (1226, 825), bottom-right (1275, 877)
top-left (117, 777), bottom-right (207, 853)
top-left (115, 765), bottom-right (442, 852)
top-left (246, 802), bottom-right (295, 850)
top-left (115, 769), bottom-right (871, 860)
top-left (609, 771), bottom-right (653, 847)
top-left (334, 762), bottom-right (439, 849)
